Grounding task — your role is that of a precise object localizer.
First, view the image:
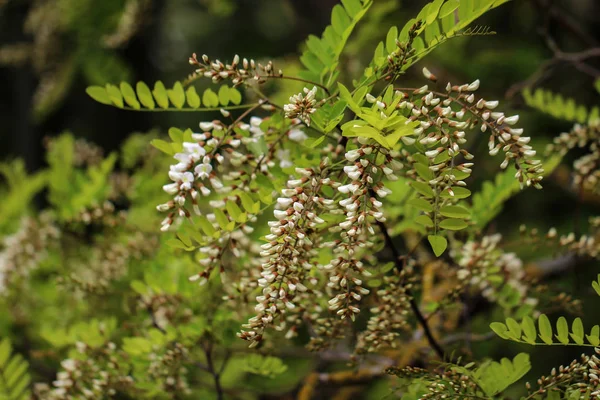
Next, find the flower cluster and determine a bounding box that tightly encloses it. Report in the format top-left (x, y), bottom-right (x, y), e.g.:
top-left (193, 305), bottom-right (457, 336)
top-left (386, 365), bottom-right (481, 399)
top-left (70, 201), bottom-right (127, 227)
top-left (547, 120), bottom-right (600, 192)
top-left (157, 127), bottom-right (229, 231)
top-left (0, 214), bottom-right (60, 295)
top-left (355, 270), bottom-right (413, 354)
top-left (238, 166), bottom-right (332, 347)
top-left (58, 232), bottom-right (158, 294)
top-left (320, 145), bottom-right (397, 321)
top-left (147, 342), bottom-right (190, 395)
top-left (188, 53), bottom-right (280, 86)
top-left (34, 343), bottom-right (134, 399)
top-left (525, 349), bottom-right (600, 399)
top-left (402, 71), bottom-right (543, 189)
top-left (283, 86), bottom-right (320, 126)
top-left (453, 234), bottom-right (538, 309)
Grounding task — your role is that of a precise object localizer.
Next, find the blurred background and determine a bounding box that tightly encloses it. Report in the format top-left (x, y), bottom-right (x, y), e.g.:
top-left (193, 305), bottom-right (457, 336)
top-left (2, 0), bottom-right (600, 396)
top-left (1, 0), bottom-right (598, 170)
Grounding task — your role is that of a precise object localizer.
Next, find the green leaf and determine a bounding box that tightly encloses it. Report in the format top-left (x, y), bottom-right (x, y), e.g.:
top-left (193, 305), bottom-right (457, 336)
top-left (226, 201), bottom-right (245, 223)
top-left (136, 82), bottom-right (155, 109)
top-left (0, 338), bottom-right (31, 400)
top-left (338, 83), bottom-right (362, 115)
top-left (439, 218), bottom-right (468, 230)
top-left (415, 214), bottom-right (434, 227)
top-left (411, 181), bottom-right (434, 198)
top-left (238, 192), bottom-right (256, 213)
top-left (385, 26), bottom-right (398, 54)
top-left (556, 317), bottom-right (569, 344)
top-left (439, 205), bottom-right (470, 219)
top-left (521, 316), bottom-right (537, 344)
top-left (186, 86), bottom-right (201, 108)
top-left (167, 82), bottom-right (186, 109)
top-left (505, 318), bottom-right (522, 340)
top-left (229, 87), bottom-right (242, 105)
top-left (86, 86), bottom-right (112, 105)
top-left (331, 5), bottom-right (351, 36)
top-left (428, 235), bottom-right (447, 257)
top-left (105, 84), bottom-right (124, 108)
top-left (490, 322), bottom-right (510, 339)
top-left (571, 318), bottom-right (584, 345)
top-left (152, 81), bottom-right (169, 109)
top-left (408, 197), bottom-right (433, 212)
top-left (341, 0), bottom-right (361, 17)
top-left (213, 208), bottom-right (230, 231)
top-left (538, 314), bottom-right (553, 344)
top-left (587, 325), bottom-right (600, 346)
top-left (197, 215), bottom-right (217, 237)
top-left (150, 139), bottom-right (175, 155)
top-left (203, 89), bottom-right (219, 107)
top-left (304, 136), bottom-right (326, 148)
top-left (218, 85), bottom-right (230, 106)
top-left (120, 82), bottom-right (140, 109)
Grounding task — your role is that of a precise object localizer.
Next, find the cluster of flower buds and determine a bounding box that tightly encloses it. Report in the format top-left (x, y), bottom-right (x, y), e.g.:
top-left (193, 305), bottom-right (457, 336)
top-left (403, 71), bottom-right (543, 189)
top-left (525, 350), bottom-right (600, 399)
top-left (34, 343), bottom-right (134, 399)
top-left (283, 86), bottom-right (320, 126)
top-left (239, 167), bottom-right (333, 347)
top-left (147, 342), bottom-right (191, 395)
top-left (454, 234), bottom-right (537, 308)
top-left (387, 364), bottom-right (481, 399)
top-left (0, 213), bottom-right (60, 295)
top-left (520, 224), bottom-right (600, 259)
top-left (548, 121), bottom-right (600, 193)
top-left (70, 201), bottom-right (127, 227)
top-left (385, 20), bottom-right (423, 74)
top-left (188, 53), bottom-right (281, 86)
top-left (355, 271), bottom-right (412, 353)
top-left (59, 232), bottom-right (158, 294)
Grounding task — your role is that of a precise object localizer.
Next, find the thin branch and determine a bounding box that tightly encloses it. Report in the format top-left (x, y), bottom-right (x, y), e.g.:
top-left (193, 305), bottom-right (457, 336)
top-left (371, 212), bottom-right (446, 359)
top-left (265, 75), bottom-right (331, 96)
top-left (203, 342), bottom-right (225, 400)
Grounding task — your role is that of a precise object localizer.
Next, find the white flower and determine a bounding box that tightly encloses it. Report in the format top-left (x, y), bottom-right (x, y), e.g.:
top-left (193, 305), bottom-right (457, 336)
top-left (182, 142), bottom-right (206, 161)
top-left (288, 128), bottom-right (308, 142)
top-left (194, 159), bottom-right (213, 179)
top-left (163, 183), bottom-right (179, 194)
top-left (276, 149), bottom-right (293, 168)
top-left (199, 122), bottom-right (214, 131)
top-left (179, 172), bottom-right (195, 190)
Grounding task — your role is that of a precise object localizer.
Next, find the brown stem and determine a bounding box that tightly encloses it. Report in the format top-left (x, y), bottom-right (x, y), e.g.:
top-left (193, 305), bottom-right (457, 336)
top-left (370, 206), bottom-right (445, 359)
top-left (203, 342), bottom-right (225, 400)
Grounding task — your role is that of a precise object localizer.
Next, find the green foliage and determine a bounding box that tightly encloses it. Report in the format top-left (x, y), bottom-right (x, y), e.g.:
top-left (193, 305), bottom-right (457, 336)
top-left (523, 87), bottom-right (600, 124)
top-left (47, 133), bottom-right (117, 220)
top-left (299, 0), bottom-right (373, 88)
top-left (41, 318), bottom-right (118, 349)
top-left (86, 82), bottom-right (243, 111)
top-left (241, 354), bottom-right (288, 378)
top-left (0, 160), bottom-right (47, 233)
top-left (359, 0), bottom-right (510, 85)
top-left (458, 353), bottom-right (531, 396)
top-left (0, 338), bottom-right (31, 400)
top-left (471, 155), bottom-right (562, 230)
top-left (491, 315), bottom-right (599, 346)
top-left (339, 84), bottom-right (419, 148)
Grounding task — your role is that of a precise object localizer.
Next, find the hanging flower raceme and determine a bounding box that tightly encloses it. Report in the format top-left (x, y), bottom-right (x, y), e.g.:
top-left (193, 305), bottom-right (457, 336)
top-left (238, 164), bottom-right (334, 347)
